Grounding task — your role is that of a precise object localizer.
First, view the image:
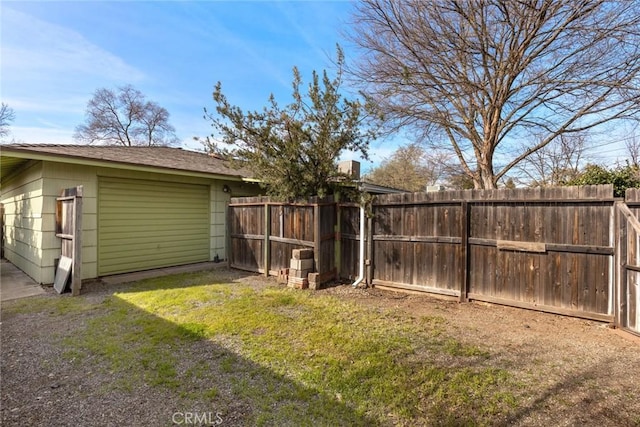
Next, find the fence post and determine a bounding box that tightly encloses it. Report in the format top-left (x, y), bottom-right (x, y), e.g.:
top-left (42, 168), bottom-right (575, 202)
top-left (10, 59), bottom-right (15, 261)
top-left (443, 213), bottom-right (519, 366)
top-left (616, 202), bottom-right (627, 328)
top-left (264, 201), bottom-right (271, 277)
top-left (366, 207), bottom-right (373, 285)
top-left (314, 202), bottom-right (321, 274)
top-left (334, 193), bottom-right (342, 280)
top-left (459, 200), bottom-right (469, 302)
top-left (1, 203), bottom-right (4, 259)
top-left (71, 186), bottom-right (83, 296)
top-left (226, 201), bottom-right (231, 268)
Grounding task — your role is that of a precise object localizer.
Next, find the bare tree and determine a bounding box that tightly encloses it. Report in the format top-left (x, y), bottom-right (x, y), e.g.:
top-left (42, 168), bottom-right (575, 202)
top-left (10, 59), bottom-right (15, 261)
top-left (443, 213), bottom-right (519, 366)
top-left (349, 0), bottom-right (640, 189)
top-left (0, 102), bottom-right (15, 139)
top-left (625, 133), bottom-right (640, 167)
top-left (74, 85), bottom-right (179, 146)
top-left (517, 134), bottom-right (589, 187)
top-left (139, 102), bottom-right (179, 147)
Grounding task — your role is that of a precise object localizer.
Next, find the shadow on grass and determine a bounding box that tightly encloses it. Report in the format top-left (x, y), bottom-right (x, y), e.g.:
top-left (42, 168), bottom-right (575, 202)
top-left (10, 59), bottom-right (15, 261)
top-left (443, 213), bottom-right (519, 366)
top-left (60, 287), bottom-right (378, 426)
top-left (8, 268), bottom-right (583, 426)
top-left (96, 269), bottom-right (523, 426)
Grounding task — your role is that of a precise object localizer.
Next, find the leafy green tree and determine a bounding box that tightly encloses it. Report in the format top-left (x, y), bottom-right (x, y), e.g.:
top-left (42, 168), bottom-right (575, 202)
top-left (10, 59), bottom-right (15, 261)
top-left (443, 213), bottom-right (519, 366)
top-left (364, 144), bottom-right (447, 192)
top-left (564, 163), bottom-right (640, 197)
top-left (446, 172), bottom-right (475, 190)
top-left (503, 178), bottom-right (517, 189)
top-left (203, 51), bottom-right (375, 201)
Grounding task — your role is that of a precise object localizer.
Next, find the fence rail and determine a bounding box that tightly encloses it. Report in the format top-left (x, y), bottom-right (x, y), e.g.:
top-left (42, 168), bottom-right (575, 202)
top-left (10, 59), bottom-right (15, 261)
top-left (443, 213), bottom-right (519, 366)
top-left (228, 185), bottom-right (640, 331)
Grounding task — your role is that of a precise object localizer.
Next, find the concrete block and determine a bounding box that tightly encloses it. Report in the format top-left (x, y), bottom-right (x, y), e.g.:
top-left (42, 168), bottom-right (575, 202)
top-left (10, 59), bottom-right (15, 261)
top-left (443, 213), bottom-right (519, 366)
top-left (290, 258), bottom-right (314, 271)
top-left (292, 249), bottom-right (314, 260)
top-left (288, 268), bottom-right (309, 279)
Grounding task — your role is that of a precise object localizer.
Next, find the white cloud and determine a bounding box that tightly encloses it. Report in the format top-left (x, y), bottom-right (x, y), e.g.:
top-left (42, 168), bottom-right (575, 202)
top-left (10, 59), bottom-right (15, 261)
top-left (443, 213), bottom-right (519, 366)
top-left (1, 7), bottom-right (147, 143)
top-left (4, 97), bottom-right (86, 115)
top-left (9, 126), bottom-right (75, 145)
top-left (177, 3), bottom-right (292, 92)
top-left (275, 2), bottom-right (338, 62)
top-left (1, 7), bottom-right (145, 86)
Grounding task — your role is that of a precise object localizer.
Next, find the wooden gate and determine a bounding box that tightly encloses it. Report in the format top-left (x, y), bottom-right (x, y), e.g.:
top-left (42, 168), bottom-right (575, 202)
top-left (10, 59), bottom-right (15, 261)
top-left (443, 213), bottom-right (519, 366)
top-left (55, 186), bottom-right (83, 295)
top-left (367, 187), bottom-right (616, 322)
top-left (617, 190), bottom-right (640, 336)
top-left (228, 196), bottom-right (337, 285)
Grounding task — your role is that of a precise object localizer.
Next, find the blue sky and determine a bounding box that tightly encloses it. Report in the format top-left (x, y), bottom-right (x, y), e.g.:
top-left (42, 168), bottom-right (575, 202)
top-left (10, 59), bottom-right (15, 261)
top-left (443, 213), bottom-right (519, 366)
top-left (0, 1), bottom-right (630, 176)
top-left (1, 1), bottom-right (401, 171)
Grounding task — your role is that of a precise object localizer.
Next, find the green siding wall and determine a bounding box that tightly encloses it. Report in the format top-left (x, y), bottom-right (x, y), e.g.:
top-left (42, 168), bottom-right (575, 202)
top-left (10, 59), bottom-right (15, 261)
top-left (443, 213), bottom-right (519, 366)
top-left (98, 177), bottom-right (210, 275)
top-left (0, 161), bottom-right (46, 283)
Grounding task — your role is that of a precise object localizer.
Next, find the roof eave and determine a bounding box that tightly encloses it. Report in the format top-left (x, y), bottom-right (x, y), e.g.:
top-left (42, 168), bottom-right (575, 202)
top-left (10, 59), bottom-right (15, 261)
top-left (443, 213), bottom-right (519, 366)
top-left (0, 147), bottom-right (248, 182)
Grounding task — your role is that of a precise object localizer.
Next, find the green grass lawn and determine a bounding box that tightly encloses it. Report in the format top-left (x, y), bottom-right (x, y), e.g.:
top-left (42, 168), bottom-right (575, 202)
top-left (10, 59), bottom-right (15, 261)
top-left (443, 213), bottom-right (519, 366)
top-left (4, 270), bottom-right (518, 426)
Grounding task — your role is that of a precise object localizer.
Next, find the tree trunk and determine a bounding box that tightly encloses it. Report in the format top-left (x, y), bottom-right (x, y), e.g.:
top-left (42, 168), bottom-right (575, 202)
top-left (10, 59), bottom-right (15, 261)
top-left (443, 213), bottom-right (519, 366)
top-left (476, 161), bottom-right (497, 189)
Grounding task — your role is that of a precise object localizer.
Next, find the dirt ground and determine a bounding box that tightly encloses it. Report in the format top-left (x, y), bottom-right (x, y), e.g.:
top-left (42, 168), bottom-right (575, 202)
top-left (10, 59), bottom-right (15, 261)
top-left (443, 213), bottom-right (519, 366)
top-left (321, 284), bottom-right (640, 426)
top-left (1, 271), bottom-right (639, 426)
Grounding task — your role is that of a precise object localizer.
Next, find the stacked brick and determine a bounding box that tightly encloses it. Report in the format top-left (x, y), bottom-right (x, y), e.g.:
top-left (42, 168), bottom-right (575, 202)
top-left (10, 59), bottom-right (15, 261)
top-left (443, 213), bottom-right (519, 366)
top-left (287, 249), bottom-right (314, 289)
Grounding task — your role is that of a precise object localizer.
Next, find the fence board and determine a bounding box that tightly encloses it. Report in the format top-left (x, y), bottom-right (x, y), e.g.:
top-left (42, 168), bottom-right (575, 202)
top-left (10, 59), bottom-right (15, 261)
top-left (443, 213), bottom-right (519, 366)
top-left (319, 203), bottom-right (336, 277)
top-left (629, 271), bottom-right (638, 330)
top-left (371, 191), bottom-right (466, 296)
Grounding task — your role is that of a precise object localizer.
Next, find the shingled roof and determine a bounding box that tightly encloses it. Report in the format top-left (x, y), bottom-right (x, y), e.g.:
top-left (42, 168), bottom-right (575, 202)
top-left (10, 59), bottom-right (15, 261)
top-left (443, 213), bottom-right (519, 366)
top-left (0, 144), bottom-right (253, 181)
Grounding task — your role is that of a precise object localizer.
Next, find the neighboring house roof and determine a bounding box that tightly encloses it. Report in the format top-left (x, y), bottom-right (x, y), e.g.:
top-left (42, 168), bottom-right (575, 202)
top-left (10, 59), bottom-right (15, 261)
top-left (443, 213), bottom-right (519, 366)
top-left (359, 181), bottom-right (406, 195)
top-left (0, 144), bottom-right (255, 182)
top-left (336, 178), bottom-right (405, 195)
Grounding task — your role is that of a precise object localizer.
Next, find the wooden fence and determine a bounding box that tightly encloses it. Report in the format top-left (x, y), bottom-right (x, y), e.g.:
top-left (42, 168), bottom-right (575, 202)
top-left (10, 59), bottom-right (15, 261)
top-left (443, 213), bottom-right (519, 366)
top-left (228, 196), bottom-right (337, 283)
top-left (362, 186), bottom-right (615, 322)
top-left (228, 185), bottom-right (640, 334)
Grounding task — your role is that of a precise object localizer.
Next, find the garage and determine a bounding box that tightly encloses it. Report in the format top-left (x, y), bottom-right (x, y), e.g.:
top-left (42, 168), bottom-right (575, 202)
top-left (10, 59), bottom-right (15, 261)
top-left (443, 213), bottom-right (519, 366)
top-left (98, 176), bottom-right (210, 276)
top-left (1, 145), bottom-right (260, 284)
